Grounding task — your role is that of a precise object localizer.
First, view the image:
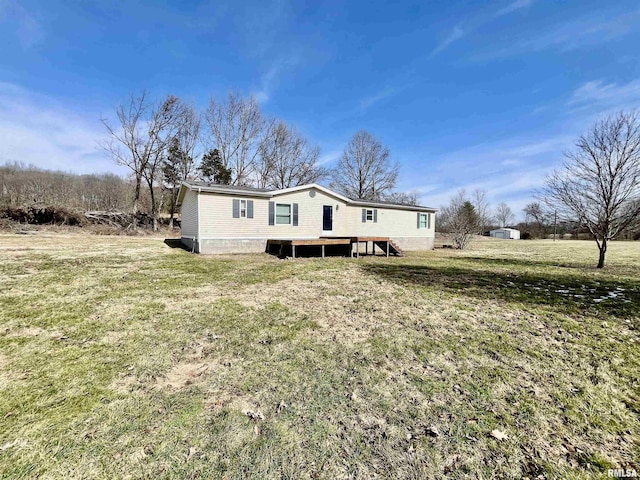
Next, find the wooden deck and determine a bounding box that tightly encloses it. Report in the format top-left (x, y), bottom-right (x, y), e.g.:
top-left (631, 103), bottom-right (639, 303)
top-left (266, 237), bottom-right (403, 259)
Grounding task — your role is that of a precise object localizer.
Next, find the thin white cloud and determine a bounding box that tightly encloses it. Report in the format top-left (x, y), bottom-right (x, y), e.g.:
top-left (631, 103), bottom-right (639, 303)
top-left (430, 25), bottom-right (464, 57)
top-left (0, 0), bottom-right (44, 47)
top-left (360, 87), bottom-right (398, 110)
top-left (568, 79), bottom-right (640, 109)
top-left (251, 49), bottom-right (305, 103)
top-left (252, 65), bottom-right (279, 103)
top-left (495, 0), bottom-right (532, 17)
top-left (471, 10), bottom-right (640, 61)
top-left (402, 133), bottom-right (572, 217)
top-left (317, 149), bottom-right (342, 166)
top-left (0, 83), bottom-right (121, 175)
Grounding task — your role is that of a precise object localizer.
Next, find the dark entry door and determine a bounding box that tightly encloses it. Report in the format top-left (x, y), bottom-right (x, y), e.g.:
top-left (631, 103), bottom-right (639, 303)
top-left (323, 205), bottom-right (333, 231)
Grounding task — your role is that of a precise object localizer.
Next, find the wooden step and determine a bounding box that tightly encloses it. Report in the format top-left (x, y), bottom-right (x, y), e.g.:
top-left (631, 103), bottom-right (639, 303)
top-left (373, 240), bottom-right (404, 256)
top-left (389, 240), bottom-right (404, 256)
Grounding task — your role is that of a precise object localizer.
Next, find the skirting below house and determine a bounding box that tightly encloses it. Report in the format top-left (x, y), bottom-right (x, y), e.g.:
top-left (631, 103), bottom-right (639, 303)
top-left (182, 236), bottom-right (435, 255)
top-left (392, 236), bottom-right (435, 251)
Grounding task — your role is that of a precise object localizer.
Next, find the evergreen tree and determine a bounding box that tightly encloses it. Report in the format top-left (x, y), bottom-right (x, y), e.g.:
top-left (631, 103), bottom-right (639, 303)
top-left (163, 137), bottom-right (192, 228)
top-left (198, 149), bottom-right (232, 185)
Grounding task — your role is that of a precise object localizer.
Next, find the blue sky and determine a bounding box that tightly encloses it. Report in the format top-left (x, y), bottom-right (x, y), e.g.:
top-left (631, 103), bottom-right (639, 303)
top-left (1, 0), bottom-right (640, 216)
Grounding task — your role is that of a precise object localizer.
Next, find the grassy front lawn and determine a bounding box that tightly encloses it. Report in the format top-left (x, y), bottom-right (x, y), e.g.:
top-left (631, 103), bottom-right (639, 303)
top-left (0, 235), bottom-right (638, 479)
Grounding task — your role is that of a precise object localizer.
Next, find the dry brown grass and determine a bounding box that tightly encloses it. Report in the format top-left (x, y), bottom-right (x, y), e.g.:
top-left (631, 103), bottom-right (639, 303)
top-left (0, 232), bottom-right (638, 479)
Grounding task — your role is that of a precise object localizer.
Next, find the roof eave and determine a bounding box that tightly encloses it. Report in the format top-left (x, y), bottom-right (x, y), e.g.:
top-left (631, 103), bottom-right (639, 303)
top-left (180, 182), bottom-right (272, 198)
top-left (348, 200), bottom-right (438, 212)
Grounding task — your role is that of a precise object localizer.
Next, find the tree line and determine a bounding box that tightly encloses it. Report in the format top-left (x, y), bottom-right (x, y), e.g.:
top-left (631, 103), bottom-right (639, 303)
top-left (0, 162), bottom-right (130, 211)
top-left (101, 91), bottom-right (412, 230)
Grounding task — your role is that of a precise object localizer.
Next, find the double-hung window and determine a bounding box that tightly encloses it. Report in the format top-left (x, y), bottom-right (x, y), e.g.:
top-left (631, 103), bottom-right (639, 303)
top-left (362, 208), bottom-right (377, 222)
top-left (418, 213), bottom-right (430, 229)
top-left (232, 198), bottom-right (253, 219)
top-left (275, 203), bottom-right (291, 225)
top-left (366, 209), bottom-right (374, 221)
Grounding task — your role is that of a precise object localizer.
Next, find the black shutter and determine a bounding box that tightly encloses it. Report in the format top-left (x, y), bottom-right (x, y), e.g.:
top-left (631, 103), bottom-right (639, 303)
top-left (268, 201), bottom-right (275, 225)
top-left (362, 209), bottom-right (366, 223)
top-left (427, 213), bottom-right (431, 229)
top-left (417, 212), bottom-right (421, 228)
top-left (292, 203), bottom-right (299, 226)
top-left (247, 200), bottom-right (254, 219)
top-left (373, 209), bottom-right (378, 223)
top-left (232, 199), bottom-right (240, 218)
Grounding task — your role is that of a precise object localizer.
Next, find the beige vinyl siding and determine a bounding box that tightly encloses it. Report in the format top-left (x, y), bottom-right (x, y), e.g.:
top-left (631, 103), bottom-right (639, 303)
top-left (194, 185), bottom-right (435, 241)
top-left (346, 206), bottom-right (435, 238)
top-left (198, 187), bottom-right (349, 239)
top-left (180, 189), bottom-right (198, 237)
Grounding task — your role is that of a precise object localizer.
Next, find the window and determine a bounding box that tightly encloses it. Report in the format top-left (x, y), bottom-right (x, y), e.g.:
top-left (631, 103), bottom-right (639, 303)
top-left (233, 198), bottom-right (253, 219)
top-left (362, 208), bottom-right (377, 223)
top-left (276, 203), bottom-right (291, 224)
top-left (419, 213), bottom-right (428, 229)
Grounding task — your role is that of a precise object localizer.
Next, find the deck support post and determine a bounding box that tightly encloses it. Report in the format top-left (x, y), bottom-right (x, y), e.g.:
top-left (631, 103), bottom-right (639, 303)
top-left (356, 240), bottom-right (360, 259)
top-left (365, 241), bottom-right (368, 256)
top-left (321, 244), bottom-right (325, 258)
top-left (386, 241), bottom-right (389, 257)
top-left (292, 245), bottom-right (296, 259)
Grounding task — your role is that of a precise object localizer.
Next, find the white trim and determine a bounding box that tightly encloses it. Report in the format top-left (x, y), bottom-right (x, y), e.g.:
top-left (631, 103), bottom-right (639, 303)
top-left (194, 187), bottom-right (201, 252)
top-left (349, 200), bottom-right (436, 212)
top-left (270, 183), bottom-right (352, 203)
top-left (197, 237), bottom-right (320, 240)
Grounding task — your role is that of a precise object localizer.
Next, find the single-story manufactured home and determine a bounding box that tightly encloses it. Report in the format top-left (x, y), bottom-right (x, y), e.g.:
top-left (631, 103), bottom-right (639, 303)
top-left (176, 182), bottom-right (436, 255)
top-left (490, 227), bottom-right (520, 239)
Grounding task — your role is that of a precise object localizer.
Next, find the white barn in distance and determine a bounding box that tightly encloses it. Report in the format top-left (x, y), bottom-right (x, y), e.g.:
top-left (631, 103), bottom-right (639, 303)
top-left (177, 182), bottom-right (437, 255)
top-left (490, 228), bottom-right (521, 240)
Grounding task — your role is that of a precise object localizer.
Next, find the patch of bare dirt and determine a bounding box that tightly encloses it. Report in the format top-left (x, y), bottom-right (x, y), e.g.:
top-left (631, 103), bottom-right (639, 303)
top-left (109, 374), bottom-right (139, 394)
top-left (156, 362), bottom-right (210, 389)
top-left (0, 353), bottom-right (28, 387)
top-left (2, 326), bottom-right (65, 339)
top-left (204, 390), bottom-right (263, 418)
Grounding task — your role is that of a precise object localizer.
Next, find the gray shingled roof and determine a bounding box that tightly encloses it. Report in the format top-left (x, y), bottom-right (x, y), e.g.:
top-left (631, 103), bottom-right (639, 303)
top-left (187, 182), bottom-right (270, 193)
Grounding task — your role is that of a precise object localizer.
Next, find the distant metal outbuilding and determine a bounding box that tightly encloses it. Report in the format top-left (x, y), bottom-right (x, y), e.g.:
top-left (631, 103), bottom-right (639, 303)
top-left (490, 228), bottom-right (521, 239)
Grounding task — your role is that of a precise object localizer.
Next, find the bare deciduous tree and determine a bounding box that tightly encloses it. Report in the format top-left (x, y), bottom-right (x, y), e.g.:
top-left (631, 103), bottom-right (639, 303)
top-left (330, 131), bottom-right (399, 200)
top-left (101, 91), bottom-right (161, 215)
top-left (439, 190), bottom-right (479, 249)
top-left (472, 188), bottom-right (492, 234)
top-left (139, 95), bottom-right (191, 230)
top-left (494, 202), bottom-right (514, 228)
top-left (542, 111), bottom-right (640, 268)
top-left (205, 93), bottom-right (264, 186)
top-left (383, 191), bottom-right (419, 206)
top-left (163, 103), bottom-right (200, 228)
top-left (523, 202), bottom-right (549, 239)
top-left (257, 120), bottom-right (327, 189)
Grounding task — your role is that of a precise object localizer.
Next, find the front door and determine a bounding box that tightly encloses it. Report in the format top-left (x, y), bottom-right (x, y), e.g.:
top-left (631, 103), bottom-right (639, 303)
top-left (322, 205), bottom-right (333, 231)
